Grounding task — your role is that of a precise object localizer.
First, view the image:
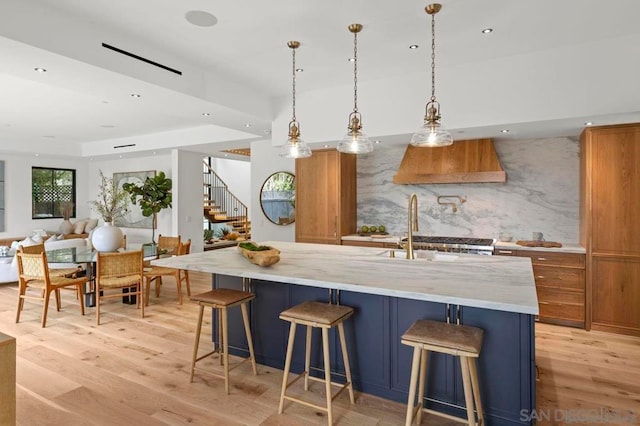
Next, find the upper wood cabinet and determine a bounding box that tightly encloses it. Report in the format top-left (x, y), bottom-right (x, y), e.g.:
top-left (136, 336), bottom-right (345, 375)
top-left (295, 149), bottom-right (356, 245)
top-left (580, 123), bottom-right (640, 336)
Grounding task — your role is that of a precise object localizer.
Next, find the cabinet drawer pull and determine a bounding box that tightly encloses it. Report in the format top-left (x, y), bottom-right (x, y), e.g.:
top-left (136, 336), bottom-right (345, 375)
top-left (498, 250), bottom-right (513, 254)
top-left (536, 275), bottom-right (545, 279)
top-left (537, 257), bottom-right (547, 261)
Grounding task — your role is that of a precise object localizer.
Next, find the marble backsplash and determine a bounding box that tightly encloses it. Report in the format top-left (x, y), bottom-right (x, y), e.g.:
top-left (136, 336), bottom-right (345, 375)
top-left (357, 137), bottom-right (580, 243)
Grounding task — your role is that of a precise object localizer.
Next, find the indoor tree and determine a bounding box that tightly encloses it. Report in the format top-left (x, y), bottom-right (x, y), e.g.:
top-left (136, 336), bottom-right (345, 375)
top-left (123, 171), bottom-right (172, 243)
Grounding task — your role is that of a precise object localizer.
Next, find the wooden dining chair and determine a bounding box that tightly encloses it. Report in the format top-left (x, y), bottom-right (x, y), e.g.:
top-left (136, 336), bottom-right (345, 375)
top-left (158, 234), bottom-right (181, 255)
top-left (95, 250), bottom-right (144, 325)
top-left (15, 251), bottom-right (86, 328)
top-left (143, 239), bottom-right (191, 305)
top-left (19, 244), bottom-right (83, 278)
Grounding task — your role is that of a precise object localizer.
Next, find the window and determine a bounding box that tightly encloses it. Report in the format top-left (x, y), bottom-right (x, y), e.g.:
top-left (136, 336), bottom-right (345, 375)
top-left (32, 167), bottom-right (76, 219)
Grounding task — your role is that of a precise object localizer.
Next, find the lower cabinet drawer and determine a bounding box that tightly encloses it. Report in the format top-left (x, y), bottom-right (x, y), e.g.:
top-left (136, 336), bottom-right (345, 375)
top-left (538, 301), bottom-right (585, 323)
top-left (532, 265), bottom-right (585, 290)
top-left (536, 286), bottom-right (584, 305)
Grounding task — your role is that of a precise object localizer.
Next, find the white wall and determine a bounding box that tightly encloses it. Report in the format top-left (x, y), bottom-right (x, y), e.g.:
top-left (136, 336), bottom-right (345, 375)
top-left (0, 153), bottom-right (90, 238)
top-left (250, 139), bottom-right (295, 242)
top-left (89, 154), bottom-right (172, 245)
top-left (173, 150), bottom-right (206, 253)
top-left (210, 157), bottom-right (251, 213)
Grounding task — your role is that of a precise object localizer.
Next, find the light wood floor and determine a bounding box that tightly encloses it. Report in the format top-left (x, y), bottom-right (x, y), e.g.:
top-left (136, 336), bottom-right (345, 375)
top-left (0, 272), bottom-right (638, 425)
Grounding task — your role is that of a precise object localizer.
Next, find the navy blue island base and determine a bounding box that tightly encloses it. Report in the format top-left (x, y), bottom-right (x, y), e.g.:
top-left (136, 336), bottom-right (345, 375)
top-left (212, 274), bottom-right (535, 426)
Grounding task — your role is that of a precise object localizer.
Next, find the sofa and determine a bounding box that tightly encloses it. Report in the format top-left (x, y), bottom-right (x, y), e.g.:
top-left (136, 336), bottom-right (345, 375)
top-left (0, 236), bottom-right (89, 284)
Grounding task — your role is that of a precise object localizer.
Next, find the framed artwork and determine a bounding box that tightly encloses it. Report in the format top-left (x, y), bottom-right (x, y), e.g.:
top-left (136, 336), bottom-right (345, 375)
top-left (113, 170), bottom-right (155, 229)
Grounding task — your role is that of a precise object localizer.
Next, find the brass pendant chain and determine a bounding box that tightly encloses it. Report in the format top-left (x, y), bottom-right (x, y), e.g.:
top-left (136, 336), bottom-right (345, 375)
top-left (353, 31), bottom-right (359, 113)
top-left (291, 47), bottom-right (297, 122)
top-left (430, 12), bottom-right (437, 102)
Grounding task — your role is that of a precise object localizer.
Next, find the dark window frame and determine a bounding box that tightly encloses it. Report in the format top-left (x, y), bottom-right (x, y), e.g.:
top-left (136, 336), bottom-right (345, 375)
top-left (31, 167), bottom-right (77, 220)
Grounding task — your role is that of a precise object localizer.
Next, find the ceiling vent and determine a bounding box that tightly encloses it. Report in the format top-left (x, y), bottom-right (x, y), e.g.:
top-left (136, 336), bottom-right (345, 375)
top-left (393, 138), bottom-right (507, 184)
top-left (102, 43), bottom-right (182, 75)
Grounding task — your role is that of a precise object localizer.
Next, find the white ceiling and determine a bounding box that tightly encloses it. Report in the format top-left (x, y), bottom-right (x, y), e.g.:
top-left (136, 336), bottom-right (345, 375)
top-left (1, 0), bottom-right (640, 158)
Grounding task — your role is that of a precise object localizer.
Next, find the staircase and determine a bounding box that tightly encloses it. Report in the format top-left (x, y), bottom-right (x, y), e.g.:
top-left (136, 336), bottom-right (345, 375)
top-left (203, 160), bottom-right (251, 239)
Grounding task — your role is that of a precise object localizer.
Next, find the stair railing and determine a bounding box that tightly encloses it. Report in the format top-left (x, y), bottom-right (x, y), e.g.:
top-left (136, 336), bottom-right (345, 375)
top-left (203, 160), bottom-right (249, 237)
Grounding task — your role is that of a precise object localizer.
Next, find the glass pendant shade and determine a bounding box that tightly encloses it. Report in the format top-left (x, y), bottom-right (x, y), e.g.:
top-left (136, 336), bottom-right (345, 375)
top-left (280, 136), bottom-right (311, 158)
top-left (411, 121), bottom-right (453, 147)
top-left (338, 130), bottom-right (373, 154)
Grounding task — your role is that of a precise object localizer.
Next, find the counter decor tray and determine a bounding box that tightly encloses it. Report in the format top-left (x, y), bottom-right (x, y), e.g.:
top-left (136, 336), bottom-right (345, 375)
top-left (516, 240), bottom-right (563, 248)
top-left (357, 232), bottom-right (389, 237)
top-left (238, 242), bottom-right (281, 267)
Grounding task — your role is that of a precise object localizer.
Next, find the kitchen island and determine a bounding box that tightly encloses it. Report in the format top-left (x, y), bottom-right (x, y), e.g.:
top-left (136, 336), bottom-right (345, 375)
top-left (154, 242), bottom-right (538, 425)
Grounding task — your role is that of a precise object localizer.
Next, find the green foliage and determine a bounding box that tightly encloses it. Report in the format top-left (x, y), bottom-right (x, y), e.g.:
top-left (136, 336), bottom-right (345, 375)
top-left (213, 225), bottom-right (232, 238)
top-left (122, 171), bottom-right (172, 242)
top-left (89, 170), bottom-right (129, 223)
top-left (239, 242), bottom-right (271, 251)
top-left (203, 228), bottom-right (214, 242)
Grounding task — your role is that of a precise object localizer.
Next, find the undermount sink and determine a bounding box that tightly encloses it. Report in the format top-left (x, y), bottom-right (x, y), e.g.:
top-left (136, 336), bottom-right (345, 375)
top-left (379, 250), bottom-right (459, 262)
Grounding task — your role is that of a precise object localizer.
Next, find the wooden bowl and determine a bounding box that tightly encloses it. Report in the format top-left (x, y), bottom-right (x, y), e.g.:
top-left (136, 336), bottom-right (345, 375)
top-left (238, 243), bottom-right (281, 267)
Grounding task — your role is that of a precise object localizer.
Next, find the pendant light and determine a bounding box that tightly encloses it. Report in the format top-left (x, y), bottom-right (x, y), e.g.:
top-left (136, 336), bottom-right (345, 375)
top-left (279, 41), bottom-right (312, 158)
top-left (337, 24), bottom-right (373, 155)
top-left (411, 4), bottom-right (453, 147)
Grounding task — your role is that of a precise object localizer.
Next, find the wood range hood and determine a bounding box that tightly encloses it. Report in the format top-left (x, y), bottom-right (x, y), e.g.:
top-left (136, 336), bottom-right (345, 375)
top-left (393, 138), bottom-right (506, 184)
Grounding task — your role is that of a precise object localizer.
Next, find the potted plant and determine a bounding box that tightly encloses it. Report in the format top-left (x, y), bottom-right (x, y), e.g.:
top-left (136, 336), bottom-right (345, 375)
top-left (123, 171), bottom-right (172, 244)
top-left (89, 170), bottom-right (129, 251)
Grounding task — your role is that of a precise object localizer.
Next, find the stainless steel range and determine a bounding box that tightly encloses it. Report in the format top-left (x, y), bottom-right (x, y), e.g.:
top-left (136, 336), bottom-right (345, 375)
top-left (401, 236), bottom-right (495, 255)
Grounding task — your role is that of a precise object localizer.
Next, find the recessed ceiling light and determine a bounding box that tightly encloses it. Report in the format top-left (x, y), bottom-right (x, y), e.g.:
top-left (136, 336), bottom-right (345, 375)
top-left (323, 144), bottom-right (330, 148)
top-left (375, 140), bottom-right (381, 144)
top-left (500, 129), bottom-right (509, 133)
top-left (244, 123), bottom-right (251, 128)
top-left (119, 155), bottom-right (123, 158)
top-left (224, 154), bottom-right (228, 157)
top-left (202, 112), bottom-right (211, 116)
top-left (295, 68), bottom-right (304, 73)
top-left (409, 44), bottom-right (419, 49)
top-left (481, 28), bottom-right (493, 34)
top-left (34, 67), bottom-right (47, 73)
top-left (185, 10), bottom-right (218, 27)
top-left (35, 153), bottom-right (39, 157)
top-left (584, 121), bottom-right (594, 126)
top-left (153, 151), bottom-right (157, 155)
top-left (131, 93), bottom-right (141, 98)
top-left (348, 57), bottom-right (355, 62)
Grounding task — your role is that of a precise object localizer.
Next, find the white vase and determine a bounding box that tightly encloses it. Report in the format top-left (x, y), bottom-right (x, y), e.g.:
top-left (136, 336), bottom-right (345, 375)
top-left (91, 222), bottom-right (123, 252)
top-left (59, 219), bottom-right (74, 235)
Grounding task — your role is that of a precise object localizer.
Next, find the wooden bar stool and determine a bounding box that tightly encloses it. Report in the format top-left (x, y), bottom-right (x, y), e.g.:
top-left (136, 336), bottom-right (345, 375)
top-left (278, 301), bottom-right (355, 425)
top-left (189, 289), bottom-right (257, 394)
top-left (402, 319), bottom-right (484, 426)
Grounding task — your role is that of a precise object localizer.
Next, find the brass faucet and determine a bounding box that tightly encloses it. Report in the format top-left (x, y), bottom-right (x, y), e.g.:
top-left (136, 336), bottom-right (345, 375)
top-left (406, 193), bottom-right (419, 259)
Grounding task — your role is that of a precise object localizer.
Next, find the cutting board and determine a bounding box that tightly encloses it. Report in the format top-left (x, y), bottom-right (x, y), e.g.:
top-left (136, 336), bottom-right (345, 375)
top-left (515, 240), bottom-right (563, 248)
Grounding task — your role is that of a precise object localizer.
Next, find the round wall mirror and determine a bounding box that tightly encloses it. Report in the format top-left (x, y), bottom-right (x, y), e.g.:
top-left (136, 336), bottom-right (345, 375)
top-left (260, 171), bottom-right (295, 225)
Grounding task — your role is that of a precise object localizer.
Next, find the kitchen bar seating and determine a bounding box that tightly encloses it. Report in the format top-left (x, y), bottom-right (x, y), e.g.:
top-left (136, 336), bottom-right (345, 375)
top-left (402, 319), bottom-right (484, 426)
top-left (278, 301), bottom-right (355, 425)
top-left (189, 288), bottom-right (257, 394)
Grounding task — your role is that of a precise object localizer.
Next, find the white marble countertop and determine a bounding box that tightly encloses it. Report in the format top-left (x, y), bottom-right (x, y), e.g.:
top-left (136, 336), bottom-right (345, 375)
top-left (153, 241), bottom-right (538, 315)
top-left (341, 234), bottom-right (401, 244)
top-left (494, 241), bottom-right (586, 254)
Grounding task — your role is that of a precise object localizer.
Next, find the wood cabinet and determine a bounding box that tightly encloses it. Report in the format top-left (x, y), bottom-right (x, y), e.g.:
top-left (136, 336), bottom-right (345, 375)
top-left (295, 149), bottom-right (356, 244)
top-left (517, 250), bottom-right (586, 328)
top-left (581, 123), bottom-right (640, 336)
